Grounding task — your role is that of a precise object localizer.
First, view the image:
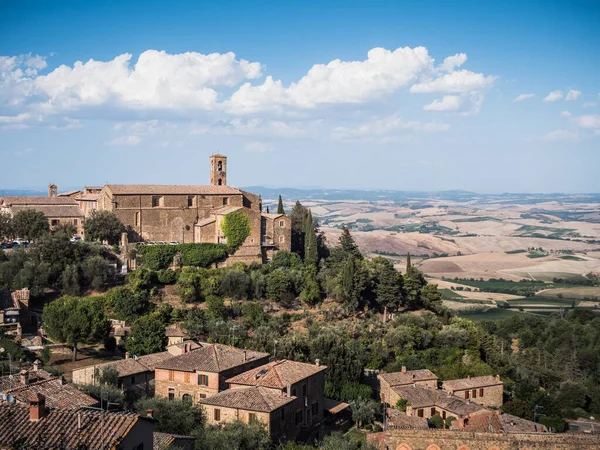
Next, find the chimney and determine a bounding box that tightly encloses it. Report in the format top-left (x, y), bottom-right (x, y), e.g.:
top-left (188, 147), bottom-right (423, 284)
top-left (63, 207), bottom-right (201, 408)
top-left (125, 352), bottom-right (130, 360)
top-left (59, 375), bottom-right (66, 385)
top-left (29, 393), bottom-right (46, 421)
top-left (401, 366), bottom-right (407, 374)
top-left (146, 409), bottom-right (154, 419)
top-left (20, 369), bottom-right (29, 385)
top-left (495, 374), bottom-right (501, 381)
top-left (243, 350), bottom-right (247, 362)
top-left (315, 359), bottom-right (320, 367)
top-left (33, 359), bottom-right (41, 372)
top-left (495, 409), bottom-right (502, 415)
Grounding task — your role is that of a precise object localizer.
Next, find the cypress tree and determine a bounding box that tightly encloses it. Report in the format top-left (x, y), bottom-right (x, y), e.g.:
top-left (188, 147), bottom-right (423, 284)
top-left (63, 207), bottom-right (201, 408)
top-left (406, 252), bottom-right (412, 271)
top-left (277, 195), bottom-right (285, 214)
top-left (304, 210), bottom-right (318, 266)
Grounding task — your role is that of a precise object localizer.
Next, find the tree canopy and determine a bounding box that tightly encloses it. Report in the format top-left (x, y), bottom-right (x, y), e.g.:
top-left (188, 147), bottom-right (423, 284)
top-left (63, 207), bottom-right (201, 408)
top-left (84, 210), bottom-right (124, 244)
top-left (11, 209), bottom-right (49, 241)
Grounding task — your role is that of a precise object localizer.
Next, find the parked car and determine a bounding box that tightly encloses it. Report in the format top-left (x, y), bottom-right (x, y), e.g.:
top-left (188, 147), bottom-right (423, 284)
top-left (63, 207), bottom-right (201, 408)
top-left (70, 235), bottom-right (82, 243)
top-left (12, 240), bottom-right (29, 248)
top-left (0, 242), bottom-right (13, 249)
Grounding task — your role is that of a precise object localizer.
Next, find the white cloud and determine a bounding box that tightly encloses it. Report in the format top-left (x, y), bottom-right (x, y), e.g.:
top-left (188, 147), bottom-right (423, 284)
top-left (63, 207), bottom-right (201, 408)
top-left (190, 118), bottom-right (314, 138)
top-left (560, 111), bottom-right (571, 117)
top-left (439, 53), bottom-right (467, 72)
top-left (544, 90), bottom-right (563, 102)
top-left (541, 129), bottom-right (578, 142)
top-left (410, 70), bottom-right (495, 94)
top-left (572, 114), bottom-right (600, 129)
top-left (105, 135), bottom-right (141, 146)
top-left (423, 95), bottom-right (461, 111)
top-left (513, 93), bottom-right (535, 102)
top-left (243, 141), bottom-right (272, 152)
top-left (565, 90), bottom-right (581, 101)
top-left (331, 115), bottom-right (449, 142)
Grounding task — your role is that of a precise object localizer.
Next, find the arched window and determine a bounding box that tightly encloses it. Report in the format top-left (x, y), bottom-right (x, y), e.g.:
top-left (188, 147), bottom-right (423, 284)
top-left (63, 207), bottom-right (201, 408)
top-left (425, 445), bottom-right (442, 450)
top-left (395, 445), bottom-right (413, 450)
top-left (217, 179), bottom-right (222, 185)
top-left (217, 161), bottom-right (223, 171)
top-left (135, 212), bottom-right (140, 227)
top-left (182, 394), bottom-right (192, 403)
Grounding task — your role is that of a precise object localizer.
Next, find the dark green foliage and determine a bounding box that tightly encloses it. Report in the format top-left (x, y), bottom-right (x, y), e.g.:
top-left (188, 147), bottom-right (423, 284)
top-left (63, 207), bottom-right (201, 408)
top-left (300, 265), bottom-right (321, 305)
top-left (326, 381), bottom-right (373, 403)
top-left (0, 212), bottom-right (12, 241)
top-left (106, 286), bottom-right (150, 322)
top-left (206, 295), bottom-right (228, 320)
top-left (350, 397), bottom-right (379, 428)
top-left (156, 268), bottom-right (178, 284)
top-left (178, 243), bottom-right (228, 267)
top-left (290, 201), bottom-right (309, 257)
top-left (277, 194), bottom-right (285, 215)
top-left (39, 346), bottom-right (52, 365)
top-left (430, 414), bottom-right (443, 428)
top-left (196, 421), bottom-right (271, 450)
top-left (127, 267), bottom-right (152, 290)
top-left (370, 256), bottom-right (402, 313)
top-left (243, 302), bottom-right (265, 328)
top-left (339, 226), bottom-right (361, 259)
top-left (271, 250), bottom-right (303, 270)
top-left (125, 314), bottom-right (167, 356)
top-left (11, 209), bottom-right (49, 241)
top-left (104, 336), bottom-right (117, 351)
top-left (220, 269), bottom-right (250, 299)
top-left (84, 210), bottom-right (124, 244)
top-left (221, 210), bottom-right (251, 251)
top-left (304, 210), bottom-right (318, 266)
top-left (183, 308), bottom-right (207, 339)
top-left (266, 269), bottom-right (293, 302)
top-left (97, 366), bottom-right (119, 386)
top-left (61, 264), bottom-right (80, 295)
top-left (135, 397), bottom-right (205, 435)
top-left (137, 245), bottom-right (178, 270)
top-left (43, 296), bottom-right (110, 361)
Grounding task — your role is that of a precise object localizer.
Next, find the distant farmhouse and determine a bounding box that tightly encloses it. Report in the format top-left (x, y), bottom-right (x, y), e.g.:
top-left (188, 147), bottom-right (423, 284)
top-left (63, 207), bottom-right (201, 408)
top-left (0, 154), bottom-right (291, 264)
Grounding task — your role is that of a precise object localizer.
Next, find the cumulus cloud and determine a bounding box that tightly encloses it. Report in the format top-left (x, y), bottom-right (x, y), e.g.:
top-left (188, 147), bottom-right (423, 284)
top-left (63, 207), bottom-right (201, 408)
top-left (423, 95), bottom-right (461, 111)
top-left (410, 70), bottom-right (495, 94)
top-left (544, 90), bottom-right (563, 102)
top-left (439, 53), bottom-right (467, 72)
top-left (541, 129), bottom-right (578, 142)
top-left (560, 111), bottom-right (571, 117)
top-left (572, 114), bottom-right (600, 129)
top-left (565, 90), bottom-right (581, 101)
top-left (331, 115), bottom-right (449, 142)
top-left (105, 135), bottom-right (141, 146)
top-left (190, 118), bottom-right (314, 137)
top-left (513, 93), bottom-right (535, 102)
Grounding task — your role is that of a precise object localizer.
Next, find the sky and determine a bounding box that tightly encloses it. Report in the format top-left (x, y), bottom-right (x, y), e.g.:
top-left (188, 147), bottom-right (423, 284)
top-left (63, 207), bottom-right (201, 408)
top-left (1, 0), bottom-right (599, 193)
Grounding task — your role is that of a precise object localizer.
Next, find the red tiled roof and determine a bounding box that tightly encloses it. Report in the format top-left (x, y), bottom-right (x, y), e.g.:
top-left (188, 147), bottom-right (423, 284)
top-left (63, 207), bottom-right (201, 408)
top-left (458, 411), bottom-right (548, 433)
top-left (442, 375), bottom-right (502, 391)
top-left (0, 196), bottom-right (78, 206)
top-left (165, 325), bottom-right (185, 338)
top-left (105, 184), bottom-right (242, 196)
top-left (156, 344), bottom-right (268, 373)
top-left (7, 379), bottom-right (98, 410)
top-left (0, 403), bottom-right (143, 449)
top-left (10, 204), bottom-right (84, 218)
top-left (379, 369), bottom-right (438, 387)
top-left (226, 360), bottom-right (327, 389)
top-left (386, 408), bottom-right (429, 430)
top-left (391, 385), bottom-right (484, 417)
top-left (198, 386), bottom-right (295, 412)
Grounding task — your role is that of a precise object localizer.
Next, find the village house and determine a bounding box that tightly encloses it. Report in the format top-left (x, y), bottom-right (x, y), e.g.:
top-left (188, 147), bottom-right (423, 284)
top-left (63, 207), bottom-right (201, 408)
top-left (154, 344), bottom-right (269, 402)
top-left (442, 374), bottom-right (504, 408)
top-left (377, 366), bottom-right (438, 406)
top-left (71, 342), bottom-right (199, 395)
top-left (0, 184), bottom-right (85, 236)
top-left (153, 432), bottom-right (195, 450)
top-left (75, 186), bottom-right (102, 217)
top-left (0, 363), bottom-right (97, 410)
top-left (213, 359), bottom-right (328, 441)
top-left (165, 325), bottom-right (186, 346)
top-left (0, 288), bottom-right (31, 337)
top-left (0, 394), bottom-right (154, 450)
top-left (95, 154), bottom-right (291, 264)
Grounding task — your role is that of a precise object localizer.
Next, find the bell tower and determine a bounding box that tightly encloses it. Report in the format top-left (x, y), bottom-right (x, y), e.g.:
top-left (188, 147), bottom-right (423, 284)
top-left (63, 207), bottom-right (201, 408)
top-left (210, 154), bottom-right (227, 186)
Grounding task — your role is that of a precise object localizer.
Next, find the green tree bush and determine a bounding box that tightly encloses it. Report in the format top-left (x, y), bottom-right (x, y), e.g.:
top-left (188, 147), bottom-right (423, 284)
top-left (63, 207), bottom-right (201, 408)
top-left (83, 210), bottom-right (124, 244)
top-left (11, 209), bottom-right (49, 241)
top-left (221, 210), bottom-right (250, 251)
top-left (125, 314), bottom-right (167, 356)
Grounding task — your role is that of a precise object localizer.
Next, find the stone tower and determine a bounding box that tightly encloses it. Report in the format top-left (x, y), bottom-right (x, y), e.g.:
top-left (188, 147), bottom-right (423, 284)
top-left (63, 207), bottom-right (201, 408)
top-left (210, 154), bottom-right (227, 186)
top-left (48, 183), bottom-right (57, 197)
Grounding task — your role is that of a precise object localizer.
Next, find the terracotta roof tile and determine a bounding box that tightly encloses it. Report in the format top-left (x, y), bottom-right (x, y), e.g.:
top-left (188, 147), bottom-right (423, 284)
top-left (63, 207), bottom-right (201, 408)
top-left (106, 184), bottom-right (242, 195)
top-left (198, 386), bottom-right (295, 412)
top-left (379, 369), bottom-right (438, 387)
top-left (386, 408), bottom-right (430, 430)
top-left (391, 385), bottom-right (484, 417)
top-left (92, 352), bottom-right (174, 377)
top-left (0, 196), bottom-right (78, 206)
top-left (442, 375), bottom-right (502, 391)
top-left (0, 403), bottom-right (143, 449)
top-left (156, 344), bottom-right (269, 373)
top-left (6, 379), bottom-right (98, 410)
top-left (226, 360), bottom-right (327, 389)
top-left (165, 325), bottom-right (186, 338)
top-left (458, 411), bottom-right (548, 433)
top-left (10, 204), bottom-right (84, 218)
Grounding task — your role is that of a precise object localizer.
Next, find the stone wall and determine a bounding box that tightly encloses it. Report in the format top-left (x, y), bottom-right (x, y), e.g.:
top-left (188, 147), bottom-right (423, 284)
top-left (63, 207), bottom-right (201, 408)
top-left (367, 428), bottom-right (600, 450)
top-left (443, 384), bottom-right (503, 409)
top-left (379, 377), bottom-right (438, 406)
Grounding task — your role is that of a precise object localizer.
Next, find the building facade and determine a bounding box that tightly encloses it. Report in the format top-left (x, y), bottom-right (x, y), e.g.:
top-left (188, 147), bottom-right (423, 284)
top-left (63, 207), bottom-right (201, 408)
top-left (442, 375), bottom-right (503, 408)
top-left (0, 288), bottom-right (31, 336)
top-left (378, 367), bottom-right (439, 406)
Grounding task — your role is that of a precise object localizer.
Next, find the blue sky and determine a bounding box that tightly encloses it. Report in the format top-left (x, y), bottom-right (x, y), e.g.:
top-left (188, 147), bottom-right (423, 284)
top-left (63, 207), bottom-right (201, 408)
top-left (1, 0), bottom-right (599, 193)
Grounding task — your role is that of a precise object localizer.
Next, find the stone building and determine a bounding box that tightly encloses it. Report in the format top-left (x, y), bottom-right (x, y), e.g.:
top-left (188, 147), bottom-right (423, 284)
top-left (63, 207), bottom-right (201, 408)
top-left (223, 359), bottom-right (328, 441)
top-left (0, 185), bottom-right (84, 236)
top-left (378, 367), bottom-right (438, 406)
top-left (154, 344), bottom-right (269, 403)
top-left (442, 375), bottom-right (503, 408)
top-left (95, 154), bottom-right (291, 264)
top-left (75, 186), bottom-right (102, 217)
top-left (0, 288), bottom-right (31, 336)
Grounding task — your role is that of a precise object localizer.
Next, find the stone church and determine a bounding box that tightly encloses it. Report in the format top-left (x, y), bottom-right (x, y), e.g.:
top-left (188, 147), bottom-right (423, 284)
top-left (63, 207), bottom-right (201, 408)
top-left (96, 154), bottom-right (291, 264)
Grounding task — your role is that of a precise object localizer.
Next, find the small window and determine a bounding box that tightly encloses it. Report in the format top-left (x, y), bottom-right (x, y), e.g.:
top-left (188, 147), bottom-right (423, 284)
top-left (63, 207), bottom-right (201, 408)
top-left (217, 179), bottom-right (222, 186)
top-left (152, 196), bottom-right (163, 207)
top-left (184, 372), bottom-right (190, 383)
top-left (295, 410), bottom-right (302, 425)
top-left (168, 389), bottom-right (175, 401)
top-left (465, 391), bottom-right (470, 399)
top-left (472, 389), bottom-right (477, 398)
top-left (279, 235), bottom-right (285, 243)
top-left (135, 212), bottom-right (140, 226)
top-left (214, 409), bottom-right (221, 421)
top-left (131, 376), bottom-right (135, 384)
top-left (442, 410), bottom-right (447, 419)
top-left (198, 374), bottom-right (209, 386)
top-left (217, 161), bottom-right (223, 171)
top-left (223, 197), bottom-right (229, 206)
top-left (188, 196), bottom-right (195, 207)
top-left (279, 220), bottom-right (285, 227)
top-left (431, 408), bottom-right (437, 416)
top-left (417, 409), bottom-right (424, 418)
top-left (292, 388), bottom-right (297, 397)
top-left (182, 394), bottom-right (192, 403)
top-left (200, 394), bottom-right (207, 399)
top-left (479, 388), bottom-right (484, 397)
top-left (168, 370), bottom-right (174, 381)
top-left (249, 413), bottom-right (257, 424)
top-left (73, 219), bottom-right (78, 226)
top-left (51, 219), bottom-right (59, 226)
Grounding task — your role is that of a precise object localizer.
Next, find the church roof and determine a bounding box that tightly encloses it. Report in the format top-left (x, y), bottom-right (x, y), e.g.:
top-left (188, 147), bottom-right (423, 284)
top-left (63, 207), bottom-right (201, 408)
top-left (105, 184), bottom-right (242, 196)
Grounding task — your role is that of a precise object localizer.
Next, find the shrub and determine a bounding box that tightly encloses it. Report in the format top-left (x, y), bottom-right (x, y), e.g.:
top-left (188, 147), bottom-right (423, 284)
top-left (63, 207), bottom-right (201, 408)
top-left (156, 269), bottom-right (178, 284)
top-left (221, 210), bottom-right (250, 251)
top-left (137, 245), bottom-right (177, 270)
top-left (373, 424), bottom-right (383, 432)
top-left (430, 414), bottom-right (443, 429)
top-left (395, 398), bottom-right (408, 412)
top-left (178, 243), bottom-right (228, 267)
top-left (266, 269), bottom-right (293, 302)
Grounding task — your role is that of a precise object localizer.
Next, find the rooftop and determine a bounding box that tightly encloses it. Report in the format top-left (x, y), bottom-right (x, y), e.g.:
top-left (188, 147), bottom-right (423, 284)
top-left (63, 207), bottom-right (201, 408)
top-left (226, 359), bottom-right (327, 389)
top-left (153, 432), bottom-right (194, 450)
top-left (156, 344), bottom-right (268, 373)
top-left (459, 411), bottom-right (548, 433)
top-left (442, 375), bottom-right (502, 391)
top-left (105, 184), bottom-right (242, 196)
top-left (392, 385), bottom-right (484, 418)
top-left (165, 325), bottom-right (186, 338)
top-left (0, 291), bottom-right (19, 311)
top-left (198, 386), bottom-right (295, 413)
top-left (9, 204), bottom-right (85, 218)
top-left (0, 403), bottom-right (143, 449)
top-left (0, 196), bottom-right (78, 206)
top-left (379, 368), bottom-right (438, 387)
top-left (386, 408), bottom-right (430, 430)
top-left (4, 378), bottom-right (98, 410)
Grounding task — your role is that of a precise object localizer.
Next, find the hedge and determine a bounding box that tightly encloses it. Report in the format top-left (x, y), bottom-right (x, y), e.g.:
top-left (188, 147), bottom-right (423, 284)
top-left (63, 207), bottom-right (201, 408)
top-left (137, 243), bottom-right (228, 270)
